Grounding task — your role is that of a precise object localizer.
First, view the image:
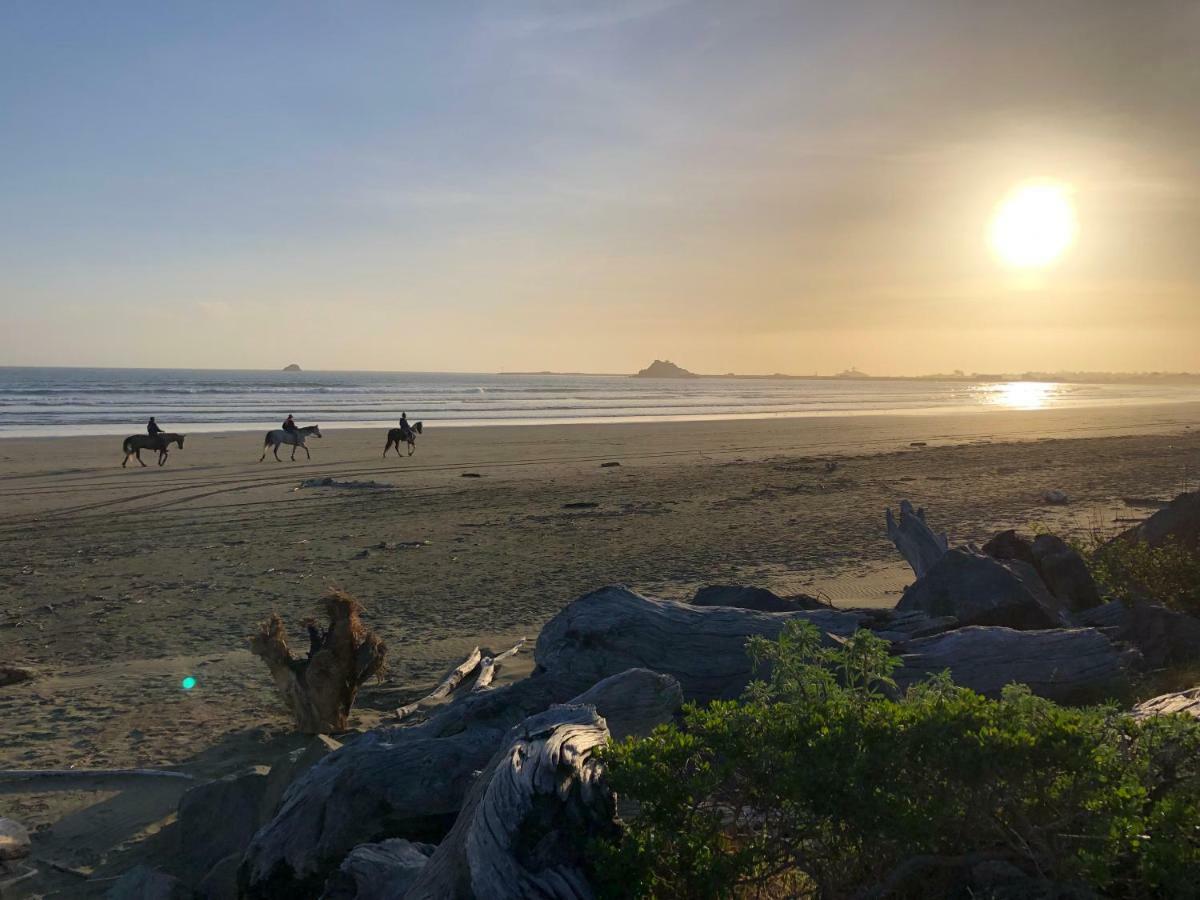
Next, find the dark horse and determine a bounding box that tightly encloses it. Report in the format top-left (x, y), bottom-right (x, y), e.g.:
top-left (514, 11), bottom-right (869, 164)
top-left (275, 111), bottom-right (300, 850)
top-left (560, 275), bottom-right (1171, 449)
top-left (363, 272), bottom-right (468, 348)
top-left (383, 421), bottom-right (423, 457)
top-left (122, 433), bottom-right (185, 468)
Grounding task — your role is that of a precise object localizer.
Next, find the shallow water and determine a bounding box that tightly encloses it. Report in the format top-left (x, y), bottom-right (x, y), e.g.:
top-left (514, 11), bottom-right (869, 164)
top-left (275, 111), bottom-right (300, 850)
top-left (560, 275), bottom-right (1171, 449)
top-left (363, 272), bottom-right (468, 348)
top-left (0, 366), bottom-right (1195, 436)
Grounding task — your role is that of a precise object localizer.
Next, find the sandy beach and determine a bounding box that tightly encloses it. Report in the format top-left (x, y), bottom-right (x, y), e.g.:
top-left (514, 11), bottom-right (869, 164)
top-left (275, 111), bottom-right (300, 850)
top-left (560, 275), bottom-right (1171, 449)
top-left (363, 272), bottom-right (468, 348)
top-left (2, 403), bottom-right (1200, 886)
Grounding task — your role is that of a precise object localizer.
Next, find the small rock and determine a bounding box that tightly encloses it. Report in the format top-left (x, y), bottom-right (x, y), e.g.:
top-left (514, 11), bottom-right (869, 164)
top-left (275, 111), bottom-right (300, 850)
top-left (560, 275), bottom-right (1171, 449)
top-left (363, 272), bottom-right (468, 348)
top-left (909, 441), bottom-right (928, 448)
top-left (0, 665), bottom-right (36, 687)
top-left (460, 472), bottom-right (482, 478)
top-left (823, 460), bottom-right (839, 472)
top-left (354, 549), bottom-right (371, 559)
top-left (600, 461), bottom-right (621, 468)
top-left (0, 817), bottom-right (31, 860)
top-left (562, 501), bottom-right (599, 509)
top-left (1043, 489), bottom-right (1069, 505)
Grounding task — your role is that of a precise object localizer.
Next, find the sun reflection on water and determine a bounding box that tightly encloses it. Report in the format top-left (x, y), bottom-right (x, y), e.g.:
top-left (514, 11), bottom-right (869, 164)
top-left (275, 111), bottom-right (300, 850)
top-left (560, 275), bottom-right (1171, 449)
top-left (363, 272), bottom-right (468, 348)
top-left (989, 381), bottom-right (1056, 410)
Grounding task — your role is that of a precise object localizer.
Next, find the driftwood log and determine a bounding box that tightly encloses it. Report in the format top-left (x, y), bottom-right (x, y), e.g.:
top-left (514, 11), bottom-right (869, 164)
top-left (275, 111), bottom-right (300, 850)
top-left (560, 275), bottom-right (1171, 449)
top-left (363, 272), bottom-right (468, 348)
top-left (249, 590), bottom-right (386, 734)
top-left (396, 647), bottom-right (482, 720)
top-left (896, 626), bottom-right (1131, 703)
top-left (406, 705), bottom-right (618, 899)
top-left (1118, 489), bottom-right (1200, 552)
top-left (473, 639), bottom-right (526, 692)
top-left (241, 668), bottom-right (681, 899)
top-left (895, 548), bottom-right (1070, 630)
top-left (240, 727), bottom-right (497, 899)
top-left (319, 839), bottom-right (435, 900)
top-left (886, 500), bottom-right (949, 578)
top-left (1133, 687), bottom-right (1200, 720)
top-left (535, 585), bottom-right (862, 701)
top-left (1077, 600), bottom-right (1200, 669)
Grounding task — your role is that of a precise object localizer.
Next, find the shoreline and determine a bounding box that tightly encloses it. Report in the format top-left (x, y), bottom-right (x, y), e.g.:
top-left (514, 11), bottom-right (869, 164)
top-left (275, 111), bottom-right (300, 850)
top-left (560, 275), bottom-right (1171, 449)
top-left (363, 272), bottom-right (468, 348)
top-left (2, 397), bottom-right (1199, 441)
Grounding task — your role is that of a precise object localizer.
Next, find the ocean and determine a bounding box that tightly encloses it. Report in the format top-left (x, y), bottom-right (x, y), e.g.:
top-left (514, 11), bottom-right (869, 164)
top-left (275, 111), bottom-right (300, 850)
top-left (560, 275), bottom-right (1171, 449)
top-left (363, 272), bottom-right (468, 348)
top-left (0, 367), bottom-right (1195, 437)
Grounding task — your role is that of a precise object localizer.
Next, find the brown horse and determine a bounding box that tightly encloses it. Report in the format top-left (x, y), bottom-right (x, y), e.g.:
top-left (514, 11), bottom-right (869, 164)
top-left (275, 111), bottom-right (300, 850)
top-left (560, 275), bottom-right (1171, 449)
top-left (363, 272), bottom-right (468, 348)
top-left (383, 421), bottom-right (423, 457)
top-left (122, 433), bottom-right (185, 468)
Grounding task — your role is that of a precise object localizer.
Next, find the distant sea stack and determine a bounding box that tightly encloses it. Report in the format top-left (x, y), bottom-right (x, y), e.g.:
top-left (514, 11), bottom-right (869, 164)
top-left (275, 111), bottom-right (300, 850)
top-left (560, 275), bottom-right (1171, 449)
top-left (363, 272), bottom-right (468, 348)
top-left (633, 359), bottom-right (698, 378)
top-left (283, 363), bottom-right (302, 372)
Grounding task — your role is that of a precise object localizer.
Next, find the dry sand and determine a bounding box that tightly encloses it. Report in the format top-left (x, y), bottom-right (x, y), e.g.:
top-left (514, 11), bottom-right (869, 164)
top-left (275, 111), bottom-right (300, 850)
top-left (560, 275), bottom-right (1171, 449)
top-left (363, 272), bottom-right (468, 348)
top-left (2, 402), bottom-right (1200, 889)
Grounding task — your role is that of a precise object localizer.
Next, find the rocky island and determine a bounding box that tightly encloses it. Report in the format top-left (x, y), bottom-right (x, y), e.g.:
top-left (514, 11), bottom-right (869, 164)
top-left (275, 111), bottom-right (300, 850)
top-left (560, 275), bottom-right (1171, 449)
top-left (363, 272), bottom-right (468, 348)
top-left (632, 359), bottom-right (698, 378)
top-left (282, 363), bottom-right (302, 372)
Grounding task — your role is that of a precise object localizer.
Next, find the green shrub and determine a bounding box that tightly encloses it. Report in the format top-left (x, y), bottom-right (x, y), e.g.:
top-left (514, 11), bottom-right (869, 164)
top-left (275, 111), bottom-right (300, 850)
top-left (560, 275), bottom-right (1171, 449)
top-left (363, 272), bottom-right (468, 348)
top-left (595, 623), bottom-right (1200, 899)
top-left (1085, 536), bottom-right (1200, 616)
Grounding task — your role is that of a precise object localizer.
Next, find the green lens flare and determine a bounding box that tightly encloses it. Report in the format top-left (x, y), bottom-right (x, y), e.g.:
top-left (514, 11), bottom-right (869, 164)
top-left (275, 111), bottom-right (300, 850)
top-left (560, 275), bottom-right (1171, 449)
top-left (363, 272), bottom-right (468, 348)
top-left (181, 676), bottom-right (197, 690)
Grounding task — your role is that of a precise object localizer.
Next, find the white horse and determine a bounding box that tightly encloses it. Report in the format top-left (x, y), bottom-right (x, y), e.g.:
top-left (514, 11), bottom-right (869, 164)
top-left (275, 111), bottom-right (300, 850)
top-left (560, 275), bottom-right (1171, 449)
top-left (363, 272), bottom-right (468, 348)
top-left (259, 424), bottom-right (322, 462)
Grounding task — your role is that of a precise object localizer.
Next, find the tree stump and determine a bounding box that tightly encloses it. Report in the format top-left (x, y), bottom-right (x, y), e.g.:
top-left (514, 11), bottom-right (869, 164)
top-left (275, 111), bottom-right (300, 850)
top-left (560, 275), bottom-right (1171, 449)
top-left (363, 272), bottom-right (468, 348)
top-left (249, 590), bottom-right (386, 734)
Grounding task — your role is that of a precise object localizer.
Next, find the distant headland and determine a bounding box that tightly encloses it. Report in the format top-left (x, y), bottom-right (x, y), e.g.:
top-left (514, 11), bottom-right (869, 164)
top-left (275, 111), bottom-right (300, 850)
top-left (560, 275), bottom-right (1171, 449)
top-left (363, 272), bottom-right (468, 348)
top-left (632, 360), bottom-right (698, 379)
top-left (282, 363), bottom-right (302, 372)
top-left (500, 362), bottom-right (1200, 385)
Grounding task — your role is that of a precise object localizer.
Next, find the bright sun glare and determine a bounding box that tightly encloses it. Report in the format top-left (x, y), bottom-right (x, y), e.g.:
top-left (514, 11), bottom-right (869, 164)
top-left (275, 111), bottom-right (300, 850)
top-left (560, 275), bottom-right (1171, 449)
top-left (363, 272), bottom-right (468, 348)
top-left (991, 381), bottom-right (1055, 410)
top-left (988, 181), bottom-right (1077, 269)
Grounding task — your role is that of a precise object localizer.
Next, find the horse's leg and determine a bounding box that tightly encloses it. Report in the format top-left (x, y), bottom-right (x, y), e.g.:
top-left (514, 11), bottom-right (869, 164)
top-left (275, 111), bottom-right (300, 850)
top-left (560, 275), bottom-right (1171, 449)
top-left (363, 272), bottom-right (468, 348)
top-left (122, 452), bottom-right (129, 468)
top-left (383, 439), bottom-right (392, 459)
top-left (302, 443), bottom-right (310, 460)
top-left (408, 441), bottom-right (414, 457)
top-left (136, 449), bottom-right (147, 467)
top-left (273, 443), bottom-right (282, 461)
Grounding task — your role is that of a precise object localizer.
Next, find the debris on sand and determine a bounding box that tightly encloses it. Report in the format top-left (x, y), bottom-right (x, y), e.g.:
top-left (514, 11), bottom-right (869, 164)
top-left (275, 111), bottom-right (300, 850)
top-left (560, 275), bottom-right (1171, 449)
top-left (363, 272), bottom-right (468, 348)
top-left (461, 472), bottom-right (483, 478)
top-left (600, 461), bottom-right (621, 468)
top-left (0, 665), bottom-right (35, 688)
top-left (1043, 489), bottom-right (1069, 505)
top-left (300, 477), bottom-right (390, 490)
top-left (562, 501), bottom-right (600, 509)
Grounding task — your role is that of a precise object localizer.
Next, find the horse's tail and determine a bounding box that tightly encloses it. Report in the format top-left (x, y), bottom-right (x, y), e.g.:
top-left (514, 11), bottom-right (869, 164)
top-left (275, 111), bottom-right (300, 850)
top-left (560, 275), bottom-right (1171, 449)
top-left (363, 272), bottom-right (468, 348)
top-left (123, 437), bottom-right (136, 453)
top-left (263, 431), bottom-right (273, 446)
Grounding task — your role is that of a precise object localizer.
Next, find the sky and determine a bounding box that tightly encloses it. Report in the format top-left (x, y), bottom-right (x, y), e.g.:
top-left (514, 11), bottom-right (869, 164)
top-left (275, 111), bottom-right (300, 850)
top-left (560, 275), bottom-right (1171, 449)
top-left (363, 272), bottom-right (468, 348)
top-left (2, 0), bottom-right (1199, 375)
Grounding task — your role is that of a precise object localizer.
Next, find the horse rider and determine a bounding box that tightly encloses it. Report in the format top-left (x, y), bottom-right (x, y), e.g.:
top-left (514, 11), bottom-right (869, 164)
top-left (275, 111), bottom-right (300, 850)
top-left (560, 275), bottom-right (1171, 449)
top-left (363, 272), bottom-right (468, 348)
top-left (282, 414), bottom-right (298, 435)
top-left (399, 412), bottom-right (413, 441)
top-left (147, 416), bottom-right (164, 437)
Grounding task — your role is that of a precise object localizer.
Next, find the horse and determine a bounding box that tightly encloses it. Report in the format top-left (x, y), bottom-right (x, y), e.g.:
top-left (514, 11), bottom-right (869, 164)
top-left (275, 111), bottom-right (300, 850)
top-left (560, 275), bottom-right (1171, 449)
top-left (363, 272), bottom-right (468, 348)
top-left (260, 424), bottom-right (322, 462)
top-left (383, 421), bottom-right (423, 458)
top-left (122, 433), bottom-right (185, 468)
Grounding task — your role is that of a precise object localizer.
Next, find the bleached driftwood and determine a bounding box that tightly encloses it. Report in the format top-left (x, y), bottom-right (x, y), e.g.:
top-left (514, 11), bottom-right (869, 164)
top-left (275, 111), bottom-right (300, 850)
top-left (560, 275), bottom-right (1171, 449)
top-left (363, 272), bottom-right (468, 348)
top-left (895, 626), bottom-right (1131, 703)
top-left (1133, 687), bottom-right (1200, 720)
top-left (406, 704), bottom-right (616, 899)
top-left (249, 590), bottom-right (386, 734)
top-left (396, 647), bottom-right (482, 720)
top-left (242, 669), bottom-right (681, 899)
top-left (886, 500), bottom-right (949, 578)
top-left (535, 585), bottom-right (862, 702)
top-left (472, 638), bottom-right (526, 693)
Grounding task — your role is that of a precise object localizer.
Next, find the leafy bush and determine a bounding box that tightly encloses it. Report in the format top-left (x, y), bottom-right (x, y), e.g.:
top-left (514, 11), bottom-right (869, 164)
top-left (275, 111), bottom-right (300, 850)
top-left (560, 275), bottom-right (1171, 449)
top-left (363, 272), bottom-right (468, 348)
top-left (1085, 536), bottom-right (1200, 616)
top-left (596, 623), bottom-right (1200, 899)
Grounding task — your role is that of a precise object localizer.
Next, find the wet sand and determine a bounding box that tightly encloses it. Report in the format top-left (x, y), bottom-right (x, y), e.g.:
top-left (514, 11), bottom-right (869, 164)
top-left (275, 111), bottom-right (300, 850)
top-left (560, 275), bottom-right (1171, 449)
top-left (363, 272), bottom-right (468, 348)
top-left (2, 403), bottom-right (1200, 887)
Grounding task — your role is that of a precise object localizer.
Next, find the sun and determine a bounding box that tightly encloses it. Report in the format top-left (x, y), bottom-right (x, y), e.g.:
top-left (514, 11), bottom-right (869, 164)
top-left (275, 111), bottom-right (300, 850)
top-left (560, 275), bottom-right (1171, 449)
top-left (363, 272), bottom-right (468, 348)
top-left (988, 180), bottom-right (1077, 269)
